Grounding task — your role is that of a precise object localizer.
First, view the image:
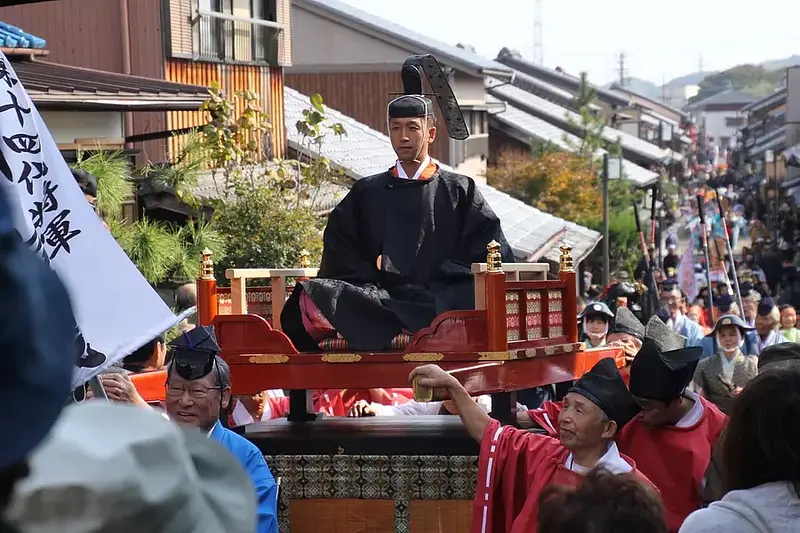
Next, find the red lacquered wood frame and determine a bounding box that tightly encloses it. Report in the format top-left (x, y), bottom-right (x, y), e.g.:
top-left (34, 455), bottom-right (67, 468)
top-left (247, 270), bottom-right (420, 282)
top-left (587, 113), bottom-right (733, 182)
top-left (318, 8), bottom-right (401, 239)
top-left (133, 246), bottom-right (624, 405)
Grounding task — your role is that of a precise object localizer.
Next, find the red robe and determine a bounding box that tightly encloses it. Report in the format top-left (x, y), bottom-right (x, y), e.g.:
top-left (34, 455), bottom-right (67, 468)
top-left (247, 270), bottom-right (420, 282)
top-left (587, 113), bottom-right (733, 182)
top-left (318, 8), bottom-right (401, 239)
top-left (313, 388), bottom-right (414, 416)
top-left (526, 397), bottom-right (727, 533)
top-left (473, 419), bottom-right (655, 533)
top-left (616, 397), bottom-right (727, 532)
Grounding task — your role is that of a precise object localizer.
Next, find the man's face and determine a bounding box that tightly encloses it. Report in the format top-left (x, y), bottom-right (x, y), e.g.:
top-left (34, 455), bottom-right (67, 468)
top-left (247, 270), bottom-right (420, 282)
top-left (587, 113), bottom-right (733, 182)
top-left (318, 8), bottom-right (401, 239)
top-left (755, 314), bottom-right (775, 337)
top-left (633, 396), bottom-right (674, 428)
top-left (389, 117), bottom-right (435, 162)
top-left (166, 370), bottom-right (230, 431)
top-left (742, 298), bottom-right (757, 320)
top-left (85, 194), bottom-right (97, 210)
top-left (660, 289), bottom-right (682, 314)
top-left (557, 392), bottom-right (615, 451)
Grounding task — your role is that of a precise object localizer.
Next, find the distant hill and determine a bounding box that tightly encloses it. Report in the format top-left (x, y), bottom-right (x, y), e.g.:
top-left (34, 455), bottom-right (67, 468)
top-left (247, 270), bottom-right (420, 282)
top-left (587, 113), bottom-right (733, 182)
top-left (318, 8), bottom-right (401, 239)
top-left (665, 71), bottom-right (718, 88)
top-left (760, 54), bottom-right (800, 71)
top-left (604, 77), bottom-right (661, 98)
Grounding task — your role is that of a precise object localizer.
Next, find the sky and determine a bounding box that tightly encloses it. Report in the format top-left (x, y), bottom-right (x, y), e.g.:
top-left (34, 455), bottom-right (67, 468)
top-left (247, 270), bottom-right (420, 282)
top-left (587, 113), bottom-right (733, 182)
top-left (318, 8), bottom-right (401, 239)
top-left (340, 0), bottom-right (800, 85)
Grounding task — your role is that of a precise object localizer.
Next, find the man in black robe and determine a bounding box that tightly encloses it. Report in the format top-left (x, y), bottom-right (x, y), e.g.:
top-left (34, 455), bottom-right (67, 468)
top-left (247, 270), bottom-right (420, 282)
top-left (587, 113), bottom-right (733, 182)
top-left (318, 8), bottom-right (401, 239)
top-left (281, 55), bottom-right (513, 351)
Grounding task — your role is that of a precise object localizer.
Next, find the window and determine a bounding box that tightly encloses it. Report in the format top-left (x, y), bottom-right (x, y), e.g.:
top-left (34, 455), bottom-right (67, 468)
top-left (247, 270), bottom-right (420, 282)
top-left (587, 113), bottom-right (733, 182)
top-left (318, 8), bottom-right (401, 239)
top-left (726, 116), bottom-right (745, 127)
top-left (194, 0), bottom-right (278, 64)
top-left (463, 109), bottom-right (488, 135)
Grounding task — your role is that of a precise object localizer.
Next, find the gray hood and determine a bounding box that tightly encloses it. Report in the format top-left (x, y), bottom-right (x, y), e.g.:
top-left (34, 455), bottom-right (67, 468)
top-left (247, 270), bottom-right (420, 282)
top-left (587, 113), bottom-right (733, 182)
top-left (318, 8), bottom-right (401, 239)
top-left (681, 482), bottom-right (800, 533)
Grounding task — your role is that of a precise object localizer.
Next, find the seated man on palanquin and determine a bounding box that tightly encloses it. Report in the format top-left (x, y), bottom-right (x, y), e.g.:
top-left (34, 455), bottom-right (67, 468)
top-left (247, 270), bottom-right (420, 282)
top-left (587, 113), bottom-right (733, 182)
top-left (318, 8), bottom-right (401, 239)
top-left (280, 56), bottom-right (512, 352)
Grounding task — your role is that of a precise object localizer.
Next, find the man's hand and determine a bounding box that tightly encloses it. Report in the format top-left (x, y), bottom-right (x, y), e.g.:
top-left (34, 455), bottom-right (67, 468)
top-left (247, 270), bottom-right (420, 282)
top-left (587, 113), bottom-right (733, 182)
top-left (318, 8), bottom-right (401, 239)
top-left (608, 338), bottom-right (639, 364)
top-left (98, 373), bottom-right (149, 407)
top-left (347, 400), bottom-right (378, 417)
top-left (376, 255), bottom-right (382, 270)
top-left (409, 364), bottom-right (461, 392)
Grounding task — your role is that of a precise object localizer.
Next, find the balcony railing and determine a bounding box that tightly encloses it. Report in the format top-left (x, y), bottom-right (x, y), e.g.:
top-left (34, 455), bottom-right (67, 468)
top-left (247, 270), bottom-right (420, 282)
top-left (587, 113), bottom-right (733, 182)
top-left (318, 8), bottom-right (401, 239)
top-left (194, 10), bottom-right (282, 65)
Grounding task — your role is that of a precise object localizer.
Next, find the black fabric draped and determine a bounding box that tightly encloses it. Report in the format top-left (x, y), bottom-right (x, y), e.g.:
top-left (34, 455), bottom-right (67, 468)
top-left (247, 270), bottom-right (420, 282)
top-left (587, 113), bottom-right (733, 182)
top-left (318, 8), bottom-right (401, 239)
top-left (281, 169), bottom-right (513, 351)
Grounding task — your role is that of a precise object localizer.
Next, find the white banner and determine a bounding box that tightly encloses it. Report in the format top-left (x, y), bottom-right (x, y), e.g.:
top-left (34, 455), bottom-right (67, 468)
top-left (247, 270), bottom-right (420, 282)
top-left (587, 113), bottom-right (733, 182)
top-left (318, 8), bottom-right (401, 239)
top-left (0, 52), bottom-right (184, 387)
top-left (677, 247), bottom-right (698, 304)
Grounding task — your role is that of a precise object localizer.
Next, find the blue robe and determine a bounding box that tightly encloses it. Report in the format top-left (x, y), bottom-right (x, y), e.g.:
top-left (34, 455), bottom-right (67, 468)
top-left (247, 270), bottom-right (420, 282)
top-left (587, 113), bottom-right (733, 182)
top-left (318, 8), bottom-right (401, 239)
top-left (211, 422), bottom-right (278, 533)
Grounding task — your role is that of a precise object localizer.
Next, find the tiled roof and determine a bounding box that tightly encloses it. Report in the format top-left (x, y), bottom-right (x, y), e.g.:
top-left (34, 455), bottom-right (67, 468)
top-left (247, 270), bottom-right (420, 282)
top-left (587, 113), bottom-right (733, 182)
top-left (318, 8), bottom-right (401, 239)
top-left (294, 0), bottom-right (512, 78)
top-left (741, 87), bottom-right (786, 113)
top-left (0, 21), bottom-right (45, 49)
top-left (489, 102), bottom-right (659, 187)
top-left (284, 86), bottom-right (600, 263)
top-left (488, 81), bottom-right (669, 165)
top-left (687, 89), bottom-right (757, 109)
top-left (13, 59), bottom-right (210, 111)
top-left (496, 48), bottom-right (630, 108)
top-left (608, 82), bottom-right (689, 120)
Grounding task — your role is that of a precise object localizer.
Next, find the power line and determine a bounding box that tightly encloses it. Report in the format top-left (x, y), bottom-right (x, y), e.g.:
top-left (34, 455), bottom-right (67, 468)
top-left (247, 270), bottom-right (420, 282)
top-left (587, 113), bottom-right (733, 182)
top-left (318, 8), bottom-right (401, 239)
top-left (617, 52), bottom-right (629, 86)
top-left (533, 0), bottom-right (543, 65)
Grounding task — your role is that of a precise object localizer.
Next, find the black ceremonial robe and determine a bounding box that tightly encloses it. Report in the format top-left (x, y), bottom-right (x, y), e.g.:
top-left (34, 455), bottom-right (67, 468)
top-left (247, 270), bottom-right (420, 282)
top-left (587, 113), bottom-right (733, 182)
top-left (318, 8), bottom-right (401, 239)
top-left (280, 169), bottom-right (514, 351)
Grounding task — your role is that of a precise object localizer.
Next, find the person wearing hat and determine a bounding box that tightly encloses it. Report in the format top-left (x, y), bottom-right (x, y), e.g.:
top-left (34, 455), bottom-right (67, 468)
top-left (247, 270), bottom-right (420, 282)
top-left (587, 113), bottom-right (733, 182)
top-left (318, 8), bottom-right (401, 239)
top-left (754, 297), bottom-right (789, 353)
top-left (608, 306), bottom-right (646, 372)
top-left (278, 56), bottom-right (512, 352)
top-left (663, 236), bottom-right (679, 274)
top-left (409, 359), bottom-right (653, 533)
top-left (8, 403), bottom-right (259, 533)
top-left (699, 304), bottom-right (759, 360)
top-left (700, 342), bottom-right (800, 506)
top-left (0, 189), bottom-right (78, 533)
top-left (166, 326), bottom-right (278, 533)
top-left (616, 317), bottom-right (727, 532)
top-left (578, 301), bottom-right (614, 348)
top-left (691, 315), bottom-right (759, 414)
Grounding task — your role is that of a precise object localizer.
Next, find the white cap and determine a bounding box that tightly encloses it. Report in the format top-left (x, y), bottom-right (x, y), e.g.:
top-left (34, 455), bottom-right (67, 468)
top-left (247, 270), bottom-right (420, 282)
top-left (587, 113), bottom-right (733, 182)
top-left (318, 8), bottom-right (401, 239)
top-left (9, 402), bottom-right (257, 533)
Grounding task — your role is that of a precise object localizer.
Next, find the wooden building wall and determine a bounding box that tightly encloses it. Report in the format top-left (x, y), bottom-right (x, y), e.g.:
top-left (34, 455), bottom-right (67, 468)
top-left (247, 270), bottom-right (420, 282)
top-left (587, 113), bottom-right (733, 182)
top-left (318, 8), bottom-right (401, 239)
top-left (285, 71), bottom-right (450, 163)
top-left (165, 60), bottom-right (286, 159)
top-left (488, 127), bottom-right (531, 168)
top-left (0, 0), bottom-right (168, 162)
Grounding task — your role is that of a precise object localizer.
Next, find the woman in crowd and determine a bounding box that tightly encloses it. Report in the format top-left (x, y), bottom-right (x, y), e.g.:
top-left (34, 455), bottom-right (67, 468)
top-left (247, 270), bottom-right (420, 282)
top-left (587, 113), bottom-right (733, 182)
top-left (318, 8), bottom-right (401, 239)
top-left (578, 302), bottom-right (614, 348)
top-left (691, 315), bottom-right (759, 414)
top-left (779, 305), bottom-right (798, 343)
top-left (680, 367), bottom-right (800, 532)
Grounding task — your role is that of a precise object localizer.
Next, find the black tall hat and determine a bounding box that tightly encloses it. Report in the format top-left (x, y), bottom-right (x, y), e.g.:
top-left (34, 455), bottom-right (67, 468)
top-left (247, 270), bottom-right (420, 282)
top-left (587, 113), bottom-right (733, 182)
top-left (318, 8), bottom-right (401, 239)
top-left (387, 54), bottom-right (469, 140)
top-left (629, 317), bottom-right (703, 401)
top-left (569, 358), bottom-right (641, 429)
top-left (169, 325), bottom-right (220, 381)
top-left (610, 306), bottom-right (645, 340)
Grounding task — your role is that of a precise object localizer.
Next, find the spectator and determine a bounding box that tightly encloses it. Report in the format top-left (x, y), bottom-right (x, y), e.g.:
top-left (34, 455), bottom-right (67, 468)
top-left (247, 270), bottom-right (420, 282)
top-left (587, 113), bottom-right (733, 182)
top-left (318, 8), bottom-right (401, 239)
top-left (693, 315), bottom-right (759, 414)
top-left (660, 281), bottom-right (705, 346)
top-left (680, 367), bottom-right (800, 533)
top-left (538, 468), bottom-right (667, 533)
top-left (779, 305), bottom-right (798, 343)
top-left (175, 282), bottom-right (197, 332)
top-left (754, 298), bottom-right (789, 353)
top-left (122, 335), bottom-right (167, 373)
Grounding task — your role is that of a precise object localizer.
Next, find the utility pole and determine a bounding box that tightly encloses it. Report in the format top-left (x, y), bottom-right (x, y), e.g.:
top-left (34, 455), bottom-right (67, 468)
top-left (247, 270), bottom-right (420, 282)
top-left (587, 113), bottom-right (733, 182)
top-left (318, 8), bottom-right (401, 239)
top-left (533, 0), bottom-right (543, 65)
top-left (617, 52), bottom-right (628, 86)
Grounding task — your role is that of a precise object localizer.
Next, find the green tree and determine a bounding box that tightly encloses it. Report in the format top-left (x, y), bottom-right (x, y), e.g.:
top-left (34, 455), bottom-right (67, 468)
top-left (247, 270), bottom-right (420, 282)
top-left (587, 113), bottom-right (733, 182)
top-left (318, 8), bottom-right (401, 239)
top-left (688, 64), bottom-right (785, 104)
top-left (196, 85), bottom-right (347, 282)
top-left (564, 72), bottom-right (607, 161)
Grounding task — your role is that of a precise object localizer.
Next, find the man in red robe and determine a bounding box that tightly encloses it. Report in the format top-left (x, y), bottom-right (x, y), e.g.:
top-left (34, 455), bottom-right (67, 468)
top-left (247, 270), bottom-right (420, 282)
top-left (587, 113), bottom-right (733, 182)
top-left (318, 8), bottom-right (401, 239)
top-left (619, 316), bottom-right (727, 532)
top-left (523, 317), bottom-right (727, 532)
top-left (410, 358), bottom-right (654, 533)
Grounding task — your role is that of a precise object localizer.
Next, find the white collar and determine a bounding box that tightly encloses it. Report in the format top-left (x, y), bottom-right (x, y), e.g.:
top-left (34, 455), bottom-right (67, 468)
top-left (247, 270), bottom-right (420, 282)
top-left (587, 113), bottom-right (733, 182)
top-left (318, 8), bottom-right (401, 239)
top-left (566, 441), bottom-right (632, 475)
top-left (206, 421), bottom-right (219, 438)
top-left (395, 156), bottom-right (431, 180)
top-left (675, 388), bottom-right (705, 428)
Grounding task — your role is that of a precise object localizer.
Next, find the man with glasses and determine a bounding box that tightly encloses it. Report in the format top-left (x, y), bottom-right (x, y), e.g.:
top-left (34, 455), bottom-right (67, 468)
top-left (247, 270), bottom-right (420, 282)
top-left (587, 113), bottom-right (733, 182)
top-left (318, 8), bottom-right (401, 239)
top-left (166, 326), bottom-right (278, 533)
